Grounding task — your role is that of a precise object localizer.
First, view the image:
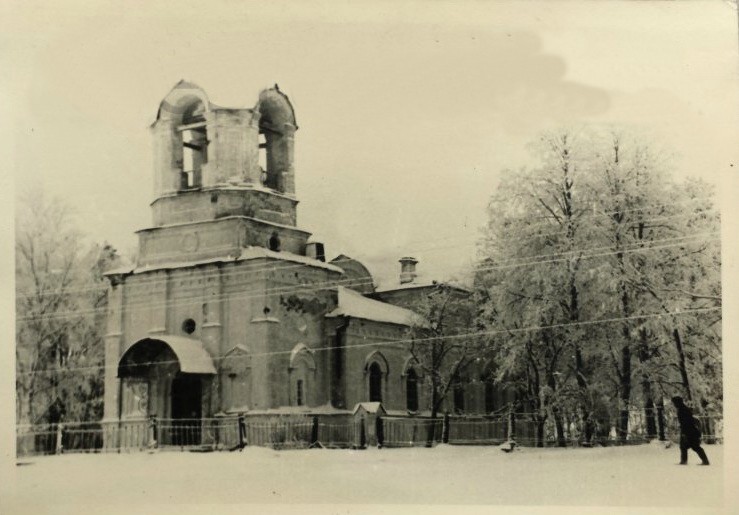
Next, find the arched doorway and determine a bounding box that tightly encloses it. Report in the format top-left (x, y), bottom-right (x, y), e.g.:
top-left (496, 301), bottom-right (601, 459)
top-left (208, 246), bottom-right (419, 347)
top-left (118, 336), bottom-right (216, 447)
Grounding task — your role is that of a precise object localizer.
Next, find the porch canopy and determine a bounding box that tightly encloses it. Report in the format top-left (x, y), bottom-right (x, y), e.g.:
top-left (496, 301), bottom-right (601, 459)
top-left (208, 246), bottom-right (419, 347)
top-left (118, 335), bottom-right (217, 378)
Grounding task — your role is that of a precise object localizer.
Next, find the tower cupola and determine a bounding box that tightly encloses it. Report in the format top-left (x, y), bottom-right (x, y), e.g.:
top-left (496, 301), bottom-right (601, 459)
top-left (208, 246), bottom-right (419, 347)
top-left (135, 81), bottom-right (311, 269)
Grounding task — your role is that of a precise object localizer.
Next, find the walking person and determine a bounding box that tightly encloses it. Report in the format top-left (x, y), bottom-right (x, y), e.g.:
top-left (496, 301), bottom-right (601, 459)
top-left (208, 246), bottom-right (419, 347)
top-left (671, 396), bottom-right (709, 465)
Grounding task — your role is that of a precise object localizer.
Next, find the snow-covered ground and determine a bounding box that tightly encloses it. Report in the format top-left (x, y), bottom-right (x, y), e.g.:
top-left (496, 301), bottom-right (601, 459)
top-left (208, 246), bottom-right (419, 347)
top-left (3, 442), bottom-right (725, 513)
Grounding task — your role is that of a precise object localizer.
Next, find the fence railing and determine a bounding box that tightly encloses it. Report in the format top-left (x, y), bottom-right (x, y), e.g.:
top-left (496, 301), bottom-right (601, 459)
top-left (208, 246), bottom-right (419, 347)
top-left (382, 417), bottom-right (443, 447)
top-left (318, 421), bottom-right (358, 449)
top-left (447, 417), bottom-right (507, 445)
top-left (15, 410), bottom-right (723, 457)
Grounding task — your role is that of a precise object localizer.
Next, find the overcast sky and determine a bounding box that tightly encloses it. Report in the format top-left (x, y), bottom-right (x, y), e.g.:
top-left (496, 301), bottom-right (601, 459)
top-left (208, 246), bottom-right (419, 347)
top-left (4, 0), bottom-right (738, 287)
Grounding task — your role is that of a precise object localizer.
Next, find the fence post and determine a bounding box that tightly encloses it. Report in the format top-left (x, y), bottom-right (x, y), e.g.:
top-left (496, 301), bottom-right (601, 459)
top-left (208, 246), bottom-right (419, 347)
top-left (309, 416), bottom-right (320, 448)
top-left (148, 415), bottom-right (158, 450)
top-left (238, 414), bottom-right (246, 451)
top-left (375, 416), bottom-right (384, 449)
top-left (702, 415), bottom-right (715, 445)
top-left (55, 423), bottom-right (64, 455)
top-left (359, 415), bottom-right (366, 449)
top-left (442, 412), bottom-right (450, 444)
top-left (507, 407), bottom-right (516, 442)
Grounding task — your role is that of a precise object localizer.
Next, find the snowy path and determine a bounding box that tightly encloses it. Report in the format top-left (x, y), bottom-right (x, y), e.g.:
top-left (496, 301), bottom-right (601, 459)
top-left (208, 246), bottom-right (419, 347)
top-left (5, 443), bottom-right (723, 510)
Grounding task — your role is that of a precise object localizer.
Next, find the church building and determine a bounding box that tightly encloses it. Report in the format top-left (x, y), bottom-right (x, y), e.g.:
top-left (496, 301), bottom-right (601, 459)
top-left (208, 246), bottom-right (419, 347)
top-left (102, 81), bottom-right (497, 444)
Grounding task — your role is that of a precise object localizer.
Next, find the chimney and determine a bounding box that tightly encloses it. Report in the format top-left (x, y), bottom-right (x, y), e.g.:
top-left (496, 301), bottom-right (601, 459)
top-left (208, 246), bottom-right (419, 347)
top-left (399, 257), bottom-right (418, 284)
top-left (305, 242), bottom-right (326, 262)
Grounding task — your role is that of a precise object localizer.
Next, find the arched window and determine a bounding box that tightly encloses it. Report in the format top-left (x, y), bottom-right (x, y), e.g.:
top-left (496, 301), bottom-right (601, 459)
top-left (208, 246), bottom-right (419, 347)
top-left (481, 361), bottom-right (498, 414)
top-left (289, 344), bottom-right (316, 407)
top-left (364, 351), bottom-right (388, 403)
top-left (484, 379), bottom-right (496, 414)
top-left (406, 368), bottom-right (419, 412)
top-left (369, 362), bottom-right (383, 403)
top-left (453, 382), bottom-right (465, 414)
top-left (220, 345), bottom-right (251, 412)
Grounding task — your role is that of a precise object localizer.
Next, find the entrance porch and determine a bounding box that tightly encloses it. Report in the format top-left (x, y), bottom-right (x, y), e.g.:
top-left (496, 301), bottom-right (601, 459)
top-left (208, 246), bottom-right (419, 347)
top-left (115, 335), bottom-right (217, 448)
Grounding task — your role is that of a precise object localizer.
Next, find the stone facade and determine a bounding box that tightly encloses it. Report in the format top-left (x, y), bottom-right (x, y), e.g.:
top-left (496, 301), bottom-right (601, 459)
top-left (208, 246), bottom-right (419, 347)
top-left (103, 82), bottom-right (507, 445)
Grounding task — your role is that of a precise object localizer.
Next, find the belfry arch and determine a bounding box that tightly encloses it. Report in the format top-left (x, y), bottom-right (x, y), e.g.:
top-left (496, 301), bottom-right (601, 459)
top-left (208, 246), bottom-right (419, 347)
top-left (255, 87), bottom-right (297, 194)
top-left (152, 81), bottom-right (212, 194)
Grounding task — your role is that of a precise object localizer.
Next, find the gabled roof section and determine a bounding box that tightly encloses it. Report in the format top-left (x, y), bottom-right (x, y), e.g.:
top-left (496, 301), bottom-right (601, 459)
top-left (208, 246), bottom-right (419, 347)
top-left (325, 287), bottom-right (425, 327)
top-left (376, 280), bottom-right (471, 294)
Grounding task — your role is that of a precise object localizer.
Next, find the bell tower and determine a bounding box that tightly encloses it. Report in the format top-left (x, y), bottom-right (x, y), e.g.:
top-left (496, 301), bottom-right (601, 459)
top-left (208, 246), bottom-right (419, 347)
top-left (137, 80), bottom-right (310, 268)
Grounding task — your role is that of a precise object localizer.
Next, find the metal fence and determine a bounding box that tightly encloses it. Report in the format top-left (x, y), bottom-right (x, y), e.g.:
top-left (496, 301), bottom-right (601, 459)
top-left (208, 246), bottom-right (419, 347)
top-left (318, 421), bottom-right (359, 449)
top-left (15, 410), bottom-right (723, 457)
top-left (382, 417), bottom-right (443, 447)
top-left (447, 416), bottom-right (507, 445)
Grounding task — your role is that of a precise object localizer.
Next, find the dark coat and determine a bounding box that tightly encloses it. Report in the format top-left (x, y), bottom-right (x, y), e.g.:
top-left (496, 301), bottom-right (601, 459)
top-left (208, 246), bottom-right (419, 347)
top-left (675, 402), bottom-right (701, 443)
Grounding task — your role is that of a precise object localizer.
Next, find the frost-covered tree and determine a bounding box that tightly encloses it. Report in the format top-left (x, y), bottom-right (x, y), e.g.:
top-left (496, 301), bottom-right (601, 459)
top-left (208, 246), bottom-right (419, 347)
top-left (16, 193), bottom-right (119, 452)
top-left (477, 130), bottom-right (603, 446)
top-left (477, 128), bottom-right (721, 444)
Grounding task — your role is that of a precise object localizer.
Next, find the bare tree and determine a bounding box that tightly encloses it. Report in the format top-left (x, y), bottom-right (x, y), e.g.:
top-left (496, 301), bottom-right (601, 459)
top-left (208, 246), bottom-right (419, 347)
top-left (16, 192), bottom-right (118, 453)
top-left (404, 283), bottom-right (478, 442)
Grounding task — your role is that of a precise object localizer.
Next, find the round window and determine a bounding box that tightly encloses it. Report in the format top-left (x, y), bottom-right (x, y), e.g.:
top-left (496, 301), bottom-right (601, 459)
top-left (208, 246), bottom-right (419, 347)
top-left (182, 318), bottom-right (196, 334)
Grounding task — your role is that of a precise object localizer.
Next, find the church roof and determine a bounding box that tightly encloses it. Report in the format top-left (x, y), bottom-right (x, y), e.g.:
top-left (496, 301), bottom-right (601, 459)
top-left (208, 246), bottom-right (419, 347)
top-left (105, 246), bottom-right (345, 276)
top-left (239, 247), bottom-right (345, 273)
top-left (325, 287), bottom-right (425, 327)
top-left (376, 279), bottom-right (471, 294)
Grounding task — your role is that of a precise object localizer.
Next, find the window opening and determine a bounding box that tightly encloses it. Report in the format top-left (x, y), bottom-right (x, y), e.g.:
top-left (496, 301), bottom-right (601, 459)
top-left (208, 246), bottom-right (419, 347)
top-left (369, 362), bottom-right (383, 403)
top-left (406, 368), bottom-right (419, 412)
top-left (258, 132), bottom-right (268, 184)
top-left (296, 379), bottom-right (304, 406)
top-left (177, 108), bottom-right (207, 190)
top-left (182, 318), bottom-right (196, 334)
top-left (269, 232), bottom-right (281, 252)
top-left (453, 382), bottom-right (465, 414)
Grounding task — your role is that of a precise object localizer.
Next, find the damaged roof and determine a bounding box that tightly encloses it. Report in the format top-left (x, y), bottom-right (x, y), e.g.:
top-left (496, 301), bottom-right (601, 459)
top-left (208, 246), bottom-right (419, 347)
top-left (326, 286), bottom-right (425, 327)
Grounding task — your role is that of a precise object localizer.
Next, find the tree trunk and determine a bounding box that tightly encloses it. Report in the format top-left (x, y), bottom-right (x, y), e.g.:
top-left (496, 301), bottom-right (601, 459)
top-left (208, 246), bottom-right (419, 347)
top-left (547, 368), bottom-right (567, 447)
top-left (618, 342), bottom-right (631, 443)
top-left (553, 410), bottom-right (567, 447)
top-left (638, 329), bottom-right (656, 440)
top-left (426, 381), bottom-right (440, 447)
top-left (535, 416), bottom-right (545, 448)
top-left (642, 384), bottom-right (657, 440)
top-left (616, 252), bottom-right (632, 444)
top-left (16, 388), bottom-right (35, 456)
top-left (672, 328), bottom-right (692, 402)
top-left (656, 398), bottom-right (666, 441)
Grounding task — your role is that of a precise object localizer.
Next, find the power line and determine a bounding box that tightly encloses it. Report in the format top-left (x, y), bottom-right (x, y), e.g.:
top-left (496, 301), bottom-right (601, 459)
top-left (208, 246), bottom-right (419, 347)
top-left (15, 233), bottom-right (720, 323)
top-left (16, 193), bottom-right (718, 300)
top-left (15, 306), bottom-right (721, 378)
top-left (15, 215), bottom-right (719, 301)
